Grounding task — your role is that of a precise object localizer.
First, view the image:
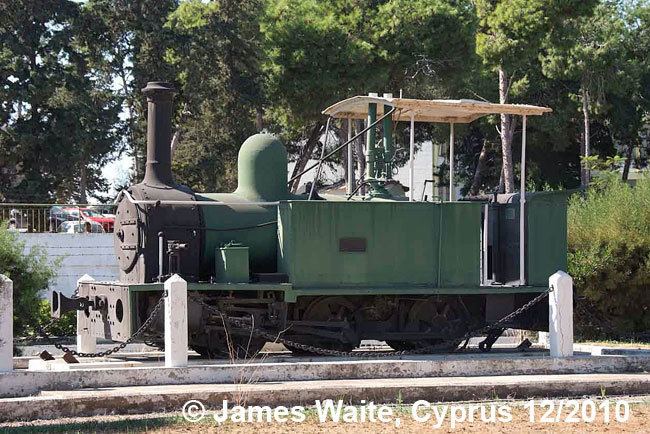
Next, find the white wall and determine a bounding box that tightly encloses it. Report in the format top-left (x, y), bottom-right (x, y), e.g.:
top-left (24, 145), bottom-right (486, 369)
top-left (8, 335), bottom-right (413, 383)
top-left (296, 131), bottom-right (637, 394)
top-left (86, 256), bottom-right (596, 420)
top-left (19, 233), bottom-right (119, 297)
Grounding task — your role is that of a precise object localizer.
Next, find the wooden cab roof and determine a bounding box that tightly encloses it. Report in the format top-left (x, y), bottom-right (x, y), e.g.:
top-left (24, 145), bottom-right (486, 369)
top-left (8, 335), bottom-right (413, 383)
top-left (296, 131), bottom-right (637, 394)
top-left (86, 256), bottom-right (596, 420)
top-left (322, 95), bottom-right (552, 123)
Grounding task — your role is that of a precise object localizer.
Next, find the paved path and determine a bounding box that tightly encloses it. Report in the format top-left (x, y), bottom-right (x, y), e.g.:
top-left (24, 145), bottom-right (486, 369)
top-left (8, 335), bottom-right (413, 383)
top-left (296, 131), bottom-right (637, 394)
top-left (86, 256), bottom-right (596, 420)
top-left (1, 373), bottom-right (649, 422)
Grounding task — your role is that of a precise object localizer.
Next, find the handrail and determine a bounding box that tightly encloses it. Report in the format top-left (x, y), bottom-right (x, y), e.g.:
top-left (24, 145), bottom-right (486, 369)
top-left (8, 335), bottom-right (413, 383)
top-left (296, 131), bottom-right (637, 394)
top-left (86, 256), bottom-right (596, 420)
top-left (346, 181), bottom-right (370, 200)
top-left (0, 203), bottom-right (116, 207)
top-left (288, 106), bottom-right (397, 184)
top-left (117, 189), bottom-right (279, 207)
top-left (308, 116), bottom-right (332, 200)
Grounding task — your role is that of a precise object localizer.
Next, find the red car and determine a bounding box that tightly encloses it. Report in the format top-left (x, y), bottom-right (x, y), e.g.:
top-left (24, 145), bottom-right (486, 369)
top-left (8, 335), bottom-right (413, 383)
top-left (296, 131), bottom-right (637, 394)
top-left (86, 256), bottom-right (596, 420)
top-left (79, 208), bottom-right (115, 232)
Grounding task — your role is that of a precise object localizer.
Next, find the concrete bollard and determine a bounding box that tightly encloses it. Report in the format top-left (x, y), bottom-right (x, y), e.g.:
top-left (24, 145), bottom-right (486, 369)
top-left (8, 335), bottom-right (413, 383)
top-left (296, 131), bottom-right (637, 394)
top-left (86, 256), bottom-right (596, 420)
top-left (77, 274), bottom-right (97, 354)
top-left (0, 274), bottom-right (13, 372)
top-left (538, 331), bottom-right (549, 347)
top-left (549, 271), bottom-right (574, 357)
top-left (164, 274), bottom-right (188, 367)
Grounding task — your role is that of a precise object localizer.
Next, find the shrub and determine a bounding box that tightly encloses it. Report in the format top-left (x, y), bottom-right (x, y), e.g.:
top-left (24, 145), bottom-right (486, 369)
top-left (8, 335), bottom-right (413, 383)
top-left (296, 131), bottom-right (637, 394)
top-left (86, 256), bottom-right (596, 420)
top-left (36, 299), bottom-right (76, 337)
top-left (568, 177), bottom-right (650, 339)
top-left (0, 224), bottom-right (56, 337)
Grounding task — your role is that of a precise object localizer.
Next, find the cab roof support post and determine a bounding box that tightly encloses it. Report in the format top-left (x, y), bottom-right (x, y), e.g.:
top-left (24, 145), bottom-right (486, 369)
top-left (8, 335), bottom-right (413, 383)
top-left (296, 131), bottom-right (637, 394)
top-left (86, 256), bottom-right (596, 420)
top-left (366, 93), bottom-right (378, 180)
top-left (520, 115), bottom-right (527, 285)
top-left (449, 123), bottom-right (455, 202)
top-left (409, 113), bottom-right (415, 201)
top-left (382, 93), bottom-right (393, 179)
top-left (347, 117), bottom-right (354, 195)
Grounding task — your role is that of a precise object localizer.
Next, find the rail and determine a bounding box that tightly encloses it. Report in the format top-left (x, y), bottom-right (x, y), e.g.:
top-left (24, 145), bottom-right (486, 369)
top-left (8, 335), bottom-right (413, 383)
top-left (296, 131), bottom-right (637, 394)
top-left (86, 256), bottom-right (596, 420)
top-left (0, 203), bottom-right (116, 233)
top-left (288, 106), bottom-right (397, 184)
top-left (116, 190), bottom-right (280, 207)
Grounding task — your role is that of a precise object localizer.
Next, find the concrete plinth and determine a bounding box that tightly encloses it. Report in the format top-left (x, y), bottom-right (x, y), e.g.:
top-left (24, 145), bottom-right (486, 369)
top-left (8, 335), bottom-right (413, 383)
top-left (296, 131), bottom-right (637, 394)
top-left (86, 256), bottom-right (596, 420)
top-left (3, 352), bottom-right (650, 399)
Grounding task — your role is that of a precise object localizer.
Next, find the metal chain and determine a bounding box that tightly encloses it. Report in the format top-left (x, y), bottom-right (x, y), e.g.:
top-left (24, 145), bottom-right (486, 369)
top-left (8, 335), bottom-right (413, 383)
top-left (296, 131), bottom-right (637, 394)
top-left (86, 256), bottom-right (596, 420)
top-left (33, 287), bottom-right (551, 360)
top-left (36, 291), bottom-right (168, 358)
top-left (188, 287), bottom-right (552, 357)
top-left (463, 286), bottom-right (553, 340)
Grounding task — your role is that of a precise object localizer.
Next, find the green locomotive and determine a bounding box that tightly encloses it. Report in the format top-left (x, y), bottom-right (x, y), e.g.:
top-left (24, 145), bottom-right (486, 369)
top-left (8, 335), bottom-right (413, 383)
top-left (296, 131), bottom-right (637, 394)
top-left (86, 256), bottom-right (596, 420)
top-left (52, 82), bottom-right (568, 357)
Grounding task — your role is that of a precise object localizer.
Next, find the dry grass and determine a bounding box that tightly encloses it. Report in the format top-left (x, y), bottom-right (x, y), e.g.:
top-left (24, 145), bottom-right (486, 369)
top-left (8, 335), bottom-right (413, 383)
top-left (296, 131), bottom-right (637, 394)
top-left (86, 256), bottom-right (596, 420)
top-left (5, 397), bottom-right (649, 433)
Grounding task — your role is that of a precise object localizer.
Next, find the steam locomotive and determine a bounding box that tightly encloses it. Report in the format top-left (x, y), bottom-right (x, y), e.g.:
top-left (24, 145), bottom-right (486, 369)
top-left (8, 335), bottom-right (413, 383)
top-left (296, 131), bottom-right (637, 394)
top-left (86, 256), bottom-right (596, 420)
top-left (53, 82), bottom-right (567, 357)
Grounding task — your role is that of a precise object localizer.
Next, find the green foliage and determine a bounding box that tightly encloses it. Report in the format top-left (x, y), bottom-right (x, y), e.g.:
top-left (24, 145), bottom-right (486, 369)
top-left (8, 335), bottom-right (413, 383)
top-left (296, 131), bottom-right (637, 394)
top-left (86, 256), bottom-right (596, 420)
top-left (568, 177), bottom-right (650, 337)
top-left (166, 0), bottom-right (262, 192)
top-left (582, 155), bottom-right (625, 189)
top-left (261, 0), bottom-right (478, 183)
top-left (37, 300), bottom-right (76, 337)
top-left (0, 225), bottom-right (56, 337)
top-left (0, 0), bottom-right (123, 202)
top-left (2, 0), bottom-right (649, 201)
top-left (262, 0), bottom-right (379, 134)
top-left (80, 0), bottom-right (180, 184)
top-left (476, 0), bottom-right (596, 70)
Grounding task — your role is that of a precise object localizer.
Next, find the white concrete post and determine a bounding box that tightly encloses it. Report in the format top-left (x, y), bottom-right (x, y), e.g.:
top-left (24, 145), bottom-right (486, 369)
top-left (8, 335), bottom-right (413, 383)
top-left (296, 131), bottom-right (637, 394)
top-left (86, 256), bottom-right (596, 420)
top-left (0, 274), bottom-right (13, 372)
top-left (164, 274), bottom-right (188, 367)
top-left (538, 331), bottom-right (548, 347)
top-left (77, 274), bottom-right (97, 354)
top-left (549, 271), bottom-right (573, 357)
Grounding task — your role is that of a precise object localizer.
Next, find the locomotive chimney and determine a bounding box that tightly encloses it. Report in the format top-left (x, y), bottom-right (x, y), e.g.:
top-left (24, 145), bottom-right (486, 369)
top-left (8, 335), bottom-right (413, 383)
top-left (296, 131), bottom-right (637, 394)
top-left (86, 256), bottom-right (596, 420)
top-left (142, 81), bottom-right (176, 186)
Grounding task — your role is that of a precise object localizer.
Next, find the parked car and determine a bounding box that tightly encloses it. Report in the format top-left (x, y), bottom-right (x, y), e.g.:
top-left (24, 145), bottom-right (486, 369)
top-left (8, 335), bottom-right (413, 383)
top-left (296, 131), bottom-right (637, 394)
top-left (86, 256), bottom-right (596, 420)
top-left (48, 206), bottom-right (79, 232)
top-left (57, 220), bottom-right (105, 233)
top-left (79, 208), bottom-right (115, 232)
top-left (90, 205), bottom-right (116, 219)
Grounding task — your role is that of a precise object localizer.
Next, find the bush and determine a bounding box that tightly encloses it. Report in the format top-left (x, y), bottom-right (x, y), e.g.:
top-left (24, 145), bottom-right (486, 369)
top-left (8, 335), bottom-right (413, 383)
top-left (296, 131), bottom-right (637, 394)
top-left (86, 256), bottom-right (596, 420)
top-left (0, 224), bottom-right (56, 337)
top-left (36, 299), bottom-right (76, 336)
top-left (568, 177), bottom-right (650, 339)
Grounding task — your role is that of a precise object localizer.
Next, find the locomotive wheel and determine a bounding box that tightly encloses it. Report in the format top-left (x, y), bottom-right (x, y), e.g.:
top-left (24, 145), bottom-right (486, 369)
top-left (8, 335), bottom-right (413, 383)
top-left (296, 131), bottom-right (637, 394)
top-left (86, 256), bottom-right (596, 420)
top-left (290, 296), bottom-right (358, 355)
top-left (387, 297), bottom-right (466, 353)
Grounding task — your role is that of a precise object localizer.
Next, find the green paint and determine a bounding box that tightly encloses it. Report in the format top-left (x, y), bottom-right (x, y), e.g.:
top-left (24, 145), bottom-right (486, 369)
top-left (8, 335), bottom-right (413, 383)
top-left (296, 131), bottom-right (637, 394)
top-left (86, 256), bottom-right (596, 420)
top-left (525, 191), bottom-right (569, 285)
top-left (382, 104), bottom-right (393, 179)
top-left (439, 203), bottom-right (481, 286)
top-left (129, 282), bottom-right (291, 292)
top-left (215, 243), bottom-right (250, 283)
top-left (283, 285), bottom-right (548, 302)
top-left (197, 193), bottom-right (278, 275)
top-left (278, 201), bottom-right (482, 288)
top-left (233, 133), bottom-right (290, 201)
top-left (366, 102), bottom-right (377, 179)
top-left (127, 281), bottom-right (547, 304)
top-left (196, 133), bottom-right (293, 277)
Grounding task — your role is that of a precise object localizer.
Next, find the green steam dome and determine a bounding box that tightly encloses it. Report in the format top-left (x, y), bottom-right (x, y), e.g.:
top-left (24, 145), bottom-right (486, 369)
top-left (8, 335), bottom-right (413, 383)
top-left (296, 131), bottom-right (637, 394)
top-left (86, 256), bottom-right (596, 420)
top-left (234, 133), bottom-right (289, 201)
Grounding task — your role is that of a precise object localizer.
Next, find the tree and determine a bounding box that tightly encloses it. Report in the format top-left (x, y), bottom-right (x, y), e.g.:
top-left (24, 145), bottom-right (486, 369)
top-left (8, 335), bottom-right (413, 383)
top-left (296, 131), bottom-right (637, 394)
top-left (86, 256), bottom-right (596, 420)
top-left (262, 0), bottom-right (380, 191)
top-left (475, 0), bottom-right (596, 193)
top-left (166, 0), bottom-right (263, 192)
top-left (541, 1), bottom-right (630, 187)
top-left (263, 0), bottom-right (477, 191)
top-left (81, 0), bottom-right (179, 183)
top-left (0, 0), bottom-right (122, 202)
